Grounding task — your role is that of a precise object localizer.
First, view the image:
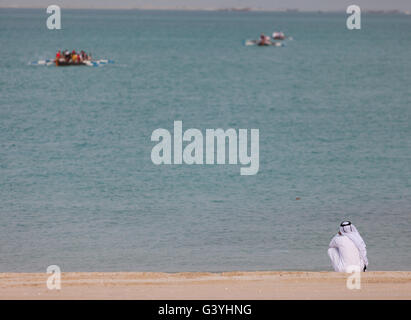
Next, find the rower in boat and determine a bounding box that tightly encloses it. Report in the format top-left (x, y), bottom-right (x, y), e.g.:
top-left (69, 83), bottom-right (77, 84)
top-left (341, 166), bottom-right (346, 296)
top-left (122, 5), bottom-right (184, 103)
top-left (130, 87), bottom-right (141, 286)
top-left (54, 49), bottom-right (91, 66)
top-left (272, 31), bottom-right (285, 40)
top-left (258, 33), bottom-right (271, 46)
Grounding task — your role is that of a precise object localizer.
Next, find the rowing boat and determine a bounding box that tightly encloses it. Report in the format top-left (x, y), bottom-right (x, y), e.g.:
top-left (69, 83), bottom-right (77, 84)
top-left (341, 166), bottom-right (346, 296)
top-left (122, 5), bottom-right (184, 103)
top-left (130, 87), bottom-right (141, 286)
top-left (245, 40), bottom-right (285, 47)
top-left (30, 59), bottom-right (114, 67)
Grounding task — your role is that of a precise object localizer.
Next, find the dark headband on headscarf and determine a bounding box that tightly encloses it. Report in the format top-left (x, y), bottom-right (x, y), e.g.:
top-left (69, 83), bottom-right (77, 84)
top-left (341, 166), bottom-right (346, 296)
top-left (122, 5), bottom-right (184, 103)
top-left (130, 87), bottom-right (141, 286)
top-left (340, 221), bottom-right (353, 232)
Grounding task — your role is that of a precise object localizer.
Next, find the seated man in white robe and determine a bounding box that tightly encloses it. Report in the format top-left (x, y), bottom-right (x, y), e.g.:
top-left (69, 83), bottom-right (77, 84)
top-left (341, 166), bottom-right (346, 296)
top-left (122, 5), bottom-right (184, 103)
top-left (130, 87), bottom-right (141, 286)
top-left (328, 221), bottom-right (369, 272)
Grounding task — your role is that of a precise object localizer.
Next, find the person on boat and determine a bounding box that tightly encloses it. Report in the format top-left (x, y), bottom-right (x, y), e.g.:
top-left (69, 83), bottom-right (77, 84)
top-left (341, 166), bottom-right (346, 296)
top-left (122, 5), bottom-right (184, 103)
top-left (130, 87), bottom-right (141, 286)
top-left (64, 50), bottom-right (70, 62)
top-left (81, 50), bottom-right (89, 62)
top-left (56, 50), bottom-right (61, 60)
top-left (272, 31), bottom-right (285, 40)
top-left (258, 33), bottom-right (270, 46)
top-left (69, 50), bottom-right (75, 63)
top-left (328, 221), bottom-right (368, 272)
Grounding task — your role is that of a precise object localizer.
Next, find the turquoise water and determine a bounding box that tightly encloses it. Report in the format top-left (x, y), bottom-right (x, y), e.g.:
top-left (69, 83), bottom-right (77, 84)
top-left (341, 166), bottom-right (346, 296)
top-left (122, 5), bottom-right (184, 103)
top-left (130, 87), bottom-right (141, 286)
top-left (0, 9), bottom-right (410, 272)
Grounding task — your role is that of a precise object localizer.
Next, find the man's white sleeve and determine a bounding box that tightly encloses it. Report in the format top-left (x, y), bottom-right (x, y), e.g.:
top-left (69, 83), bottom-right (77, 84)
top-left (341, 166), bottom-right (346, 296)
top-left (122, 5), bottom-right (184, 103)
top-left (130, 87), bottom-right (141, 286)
top-left (359, 246), bottom-right (369, 266)
top-left (329, 235), bottom-right (338, 249)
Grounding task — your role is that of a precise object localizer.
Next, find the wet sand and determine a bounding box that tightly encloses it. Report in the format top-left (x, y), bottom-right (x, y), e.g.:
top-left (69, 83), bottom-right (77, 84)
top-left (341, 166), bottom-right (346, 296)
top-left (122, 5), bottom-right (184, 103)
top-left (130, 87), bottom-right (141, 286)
top-left (1, 271), bottom-right (410, 299)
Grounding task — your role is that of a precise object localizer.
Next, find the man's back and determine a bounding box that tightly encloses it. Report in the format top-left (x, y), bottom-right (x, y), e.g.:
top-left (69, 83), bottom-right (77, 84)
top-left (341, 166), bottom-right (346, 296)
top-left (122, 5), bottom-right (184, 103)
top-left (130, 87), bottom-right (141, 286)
top-left (329, 234), bottom-right (362, 272)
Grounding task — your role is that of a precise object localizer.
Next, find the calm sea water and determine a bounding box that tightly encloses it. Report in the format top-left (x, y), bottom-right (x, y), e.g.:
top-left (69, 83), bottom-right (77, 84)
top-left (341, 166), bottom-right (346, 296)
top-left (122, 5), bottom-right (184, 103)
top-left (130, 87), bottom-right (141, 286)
top-left (0, 9), bottom-right (410, 272)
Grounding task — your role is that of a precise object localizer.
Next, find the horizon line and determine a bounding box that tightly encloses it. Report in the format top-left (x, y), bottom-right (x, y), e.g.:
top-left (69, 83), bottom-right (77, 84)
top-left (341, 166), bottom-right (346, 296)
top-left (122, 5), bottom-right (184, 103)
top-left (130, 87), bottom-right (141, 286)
top-left (0, 6), bottom-right (410, 14)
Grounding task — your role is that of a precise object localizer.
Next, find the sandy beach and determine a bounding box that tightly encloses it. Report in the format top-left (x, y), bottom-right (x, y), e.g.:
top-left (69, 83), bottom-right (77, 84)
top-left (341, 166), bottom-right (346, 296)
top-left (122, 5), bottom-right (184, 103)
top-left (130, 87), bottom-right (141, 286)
top-left (1, 271), bottom-right (410, 300)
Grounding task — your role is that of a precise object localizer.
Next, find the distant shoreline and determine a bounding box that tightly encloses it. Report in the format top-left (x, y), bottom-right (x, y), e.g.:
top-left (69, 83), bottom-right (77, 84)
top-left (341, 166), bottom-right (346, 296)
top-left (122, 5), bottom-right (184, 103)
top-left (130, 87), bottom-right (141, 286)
top-left (0, 7), bottom-right (410, 15)
top-left (1, 271), bottom-right (410, 299)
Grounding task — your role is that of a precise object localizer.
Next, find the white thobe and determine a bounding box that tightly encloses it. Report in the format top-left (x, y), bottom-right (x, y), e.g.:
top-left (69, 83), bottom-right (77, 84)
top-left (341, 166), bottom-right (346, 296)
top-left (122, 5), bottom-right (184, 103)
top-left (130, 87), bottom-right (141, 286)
top-left (328, 234), bottom-right (363, 272)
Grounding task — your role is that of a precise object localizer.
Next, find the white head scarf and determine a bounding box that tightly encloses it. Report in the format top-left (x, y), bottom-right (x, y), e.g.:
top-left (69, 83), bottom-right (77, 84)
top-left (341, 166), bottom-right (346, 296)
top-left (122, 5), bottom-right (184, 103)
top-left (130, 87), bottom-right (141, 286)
top-left (339, 221), bottom-right (368, 267)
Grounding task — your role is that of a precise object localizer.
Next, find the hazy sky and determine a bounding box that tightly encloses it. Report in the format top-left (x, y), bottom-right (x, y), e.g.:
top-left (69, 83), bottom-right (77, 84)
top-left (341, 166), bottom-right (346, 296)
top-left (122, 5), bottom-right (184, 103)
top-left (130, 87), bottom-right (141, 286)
top-left (1, 0), bottom-right (411, 11)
